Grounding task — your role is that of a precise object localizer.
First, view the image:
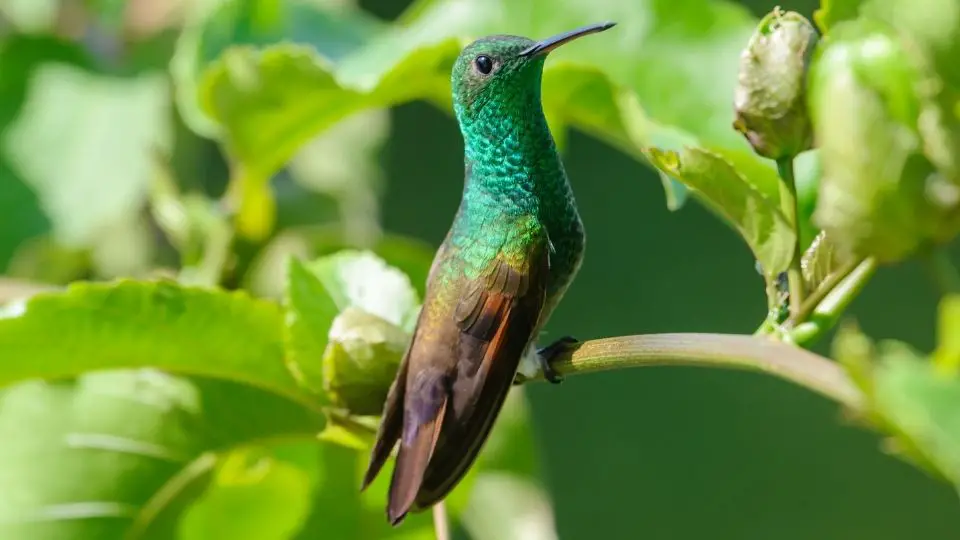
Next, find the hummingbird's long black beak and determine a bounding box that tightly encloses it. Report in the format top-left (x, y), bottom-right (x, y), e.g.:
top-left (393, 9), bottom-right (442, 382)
top-left (519, 21), bottom-right (616, 57)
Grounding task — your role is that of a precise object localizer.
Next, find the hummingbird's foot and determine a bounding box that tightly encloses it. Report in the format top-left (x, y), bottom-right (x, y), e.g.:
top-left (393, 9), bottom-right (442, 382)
top-left (536, 336), bottom-right (580, 384)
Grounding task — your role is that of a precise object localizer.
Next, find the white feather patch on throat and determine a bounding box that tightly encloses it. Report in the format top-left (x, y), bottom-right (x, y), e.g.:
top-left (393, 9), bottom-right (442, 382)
top-left (516, 342), bottom-right (542, 380)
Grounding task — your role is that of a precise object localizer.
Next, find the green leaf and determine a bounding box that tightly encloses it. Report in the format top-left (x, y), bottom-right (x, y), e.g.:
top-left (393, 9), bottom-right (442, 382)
top-left (1, 63), bottom-right (171, 253)
top-left (191, 0), bottom-right (770, 212)
top-left (284, 257), bottom-right (341, 395)
top-left (0, 280), bottom-right (313, 408)
top-left (833, 304), bottom-right (960, 491)
top-left (800, 230), bottom-right (852, 293)
top-left (172, 0), bottom-right (384, 138)
top-left (0, 371), bottom-right (325, 540)
top-left (171, 0), bottom-right (386, 239)
top-left (813, 0), bottom-right (863, 32)
top-left (179, 443), bottom-right (318, 540)
top-left (0, 0), bottom-right (58, 33)
top-left (644, 147), bottom-right (795, 280)
top-left (0, 279), bottom-right (329, 538)
top-left (873, 353), bottom-right (960, 488)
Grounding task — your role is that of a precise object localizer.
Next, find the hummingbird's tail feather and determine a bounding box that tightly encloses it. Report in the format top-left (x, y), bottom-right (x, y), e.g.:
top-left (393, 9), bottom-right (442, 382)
top-left (387, 392), bottom-right (449, 525)
top-left (368, 240), bottom-right (551, 525)
top-left (412, 335), bottom-right (519, 510)
top-left (412, 252), bottom-right (550, 509)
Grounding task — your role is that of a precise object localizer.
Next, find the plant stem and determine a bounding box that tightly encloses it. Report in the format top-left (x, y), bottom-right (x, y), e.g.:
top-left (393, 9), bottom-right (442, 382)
top-left (787, 257), bottom-right (874, 327)
top-left (788, 258), bottom-right (878, 346)
top-left (776, 157), bottom-right (806, 317)
top-left (526, 333), bottom-right (862, 409)
top-left (433, 501), bottom-right (451, 540)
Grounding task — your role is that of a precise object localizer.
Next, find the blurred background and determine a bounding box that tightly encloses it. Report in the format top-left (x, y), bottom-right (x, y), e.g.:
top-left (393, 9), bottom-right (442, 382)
top-left (2, 0), bottom-right (959, 538)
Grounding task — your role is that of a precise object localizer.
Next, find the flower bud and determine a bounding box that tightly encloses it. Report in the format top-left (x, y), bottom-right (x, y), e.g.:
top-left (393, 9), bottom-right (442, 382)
top-left (734, 8), bottom-right (819, 160)
top-left (321, 306), bottom-right (409, 415)
top-left (808, 19), bottom-right (960, 263)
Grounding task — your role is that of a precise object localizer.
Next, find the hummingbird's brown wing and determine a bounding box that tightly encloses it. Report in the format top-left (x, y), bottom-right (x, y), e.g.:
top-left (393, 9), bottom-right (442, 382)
top-left (362, 231), bottom-right (550, 524)
top-left (410, 244), bottom-right (550, 509)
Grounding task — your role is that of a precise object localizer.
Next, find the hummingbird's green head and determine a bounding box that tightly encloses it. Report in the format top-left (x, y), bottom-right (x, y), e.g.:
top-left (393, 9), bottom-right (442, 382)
top-left (451, 22), bottom-right (615, 129)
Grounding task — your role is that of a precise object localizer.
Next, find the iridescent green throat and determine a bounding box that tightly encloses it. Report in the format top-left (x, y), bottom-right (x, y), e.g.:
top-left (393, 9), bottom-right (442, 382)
top-left (452, 57), bottom-right (567, 218)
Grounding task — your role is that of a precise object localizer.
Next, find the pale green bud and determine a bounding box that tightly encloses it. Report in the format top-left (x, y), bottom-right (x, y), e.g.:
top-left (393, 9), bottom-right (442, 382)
top-left (734, 8), bottom-right (819, 160)
top-left (321, 306), bottom-right (409, 415)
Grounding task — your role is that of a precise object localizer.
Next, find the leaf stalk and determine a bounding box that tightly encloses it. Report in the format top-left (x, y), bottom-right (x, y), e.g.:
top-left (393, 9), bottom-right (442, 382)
top-left (776, 157), bottom-right (806, 317)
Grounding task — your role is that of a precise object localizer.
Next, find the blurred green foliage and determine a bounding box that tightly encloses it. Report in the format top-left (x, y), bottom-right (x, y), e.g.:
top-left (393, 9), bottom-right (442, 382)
top-left (1, 0), bottom-right (959, 538)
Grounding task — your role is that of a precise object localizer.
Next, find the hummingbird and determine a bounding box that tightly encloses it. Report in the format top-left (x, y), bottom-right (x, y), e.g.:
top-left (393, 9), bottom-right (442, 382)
top-left (361, 21), bottom-right (616, 525)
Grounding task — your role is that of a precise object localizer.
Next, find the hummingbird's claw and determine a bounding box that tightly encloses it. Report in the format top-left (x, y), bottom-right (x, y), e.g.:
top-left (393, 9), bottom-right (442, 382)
top-left (536, 336), bottom-right (580, 384)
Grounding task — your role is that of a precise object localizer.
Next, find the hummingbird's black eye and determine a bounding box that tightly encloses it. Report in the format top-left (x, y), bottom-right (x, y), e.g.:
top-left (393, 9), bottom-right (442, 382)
top-left (474, 55), bottom-right (493, 75)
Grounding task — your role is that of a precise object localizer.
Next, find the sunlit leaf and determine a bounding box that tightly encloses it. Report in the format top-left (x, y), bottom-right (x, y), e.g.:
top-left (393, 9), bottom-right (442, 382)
top-left (813, 0), bottom-right (863, 32)
top-left (833, 308), bottom-right (960, 492)
top-left (800, 230), bottom-right (851, 294)
top-left (171, 0), bottom-right (386, 238)
top-left (171, 0), bottom-right (384, 138)
top-left (0, 0), bottom-right (57, 32)
top-left (0, 280), bottom-right (312, 407)
top-left (0, 371), bottom-right (324, 540)
top-left (0, 277), bottom-right (330, 539)
top-left (284, 257), bottom-right (341, 394)
top-left (179, 442), bottom-right (319, 540)
top-left (873, 354), bottom-right (960, 488)
top-left (2, 64), bottom-right (171, 251)
top-left (644, 146), bottom-right (795, 280)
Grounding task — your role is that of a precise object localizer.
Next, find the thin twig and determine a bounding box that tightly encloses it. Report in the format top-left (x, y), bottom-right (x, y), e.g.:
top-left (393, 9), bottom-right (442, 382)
top-left (432, 501), bottom-right (451, 540)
